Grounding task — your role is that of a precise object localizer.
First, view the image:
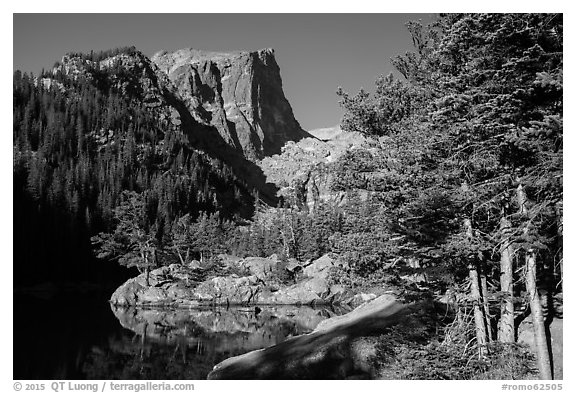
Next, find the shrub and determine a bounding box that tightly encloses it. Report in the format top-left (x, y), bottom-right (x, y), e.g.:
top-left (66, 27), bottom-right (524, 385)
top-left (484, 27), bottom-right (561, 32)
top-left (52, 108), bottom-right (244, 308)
top-left (372, 306), bottom-right (538, 380)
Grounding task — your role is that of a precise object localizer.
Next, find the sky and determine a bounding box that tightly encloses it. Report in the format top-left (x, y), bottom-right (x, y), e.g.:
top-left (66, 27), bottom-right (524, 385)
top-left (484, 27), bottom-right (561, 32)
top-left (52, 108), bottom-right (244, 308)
top-left (13, 13), bottom-right (436, 131)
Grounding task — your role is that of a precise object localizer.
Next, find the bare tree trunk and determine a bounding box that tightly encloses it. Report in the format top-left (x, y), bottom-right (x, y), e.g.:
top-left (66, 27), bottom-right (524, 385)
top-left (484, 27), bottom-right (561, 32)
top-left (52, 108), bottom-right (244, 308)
top-left (469, 265), bottom-right (488, 356)
top-left (175, 245), bottom-right (185, 265)
top-left (555, 201), bottom-right (563, 289)
top-left (465, 218), bottom-right (488, 356)
top-left (154, 249), bottom-right (159, 268)
top-left (526, 249), bottom-right (553, 379)
top-left (498, 216), bottom-right (515, 343)
top-left (480, 271), bottom-right (493, 342)
top-left (517, 183), bottom-right (553, 379)
top-left (140, 250), bottom-right (151, 286)
top-left (280, 215), bottom-right (289, 259)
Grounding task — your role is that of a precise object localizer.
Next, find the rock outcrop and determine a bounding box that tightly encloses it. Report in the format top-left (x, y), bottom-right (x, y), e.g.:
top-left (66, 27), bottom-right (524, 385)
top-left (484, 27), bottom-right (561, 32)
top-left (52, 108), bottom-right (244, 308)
top-left (193, 275), bottom-right (263, 304)
top-left (110, 264), bottom-right (202, 307)
top-left (110, 254), bottom-right (372, 307)
top-left (152, 48), bottom-right (308, 160)
top-left (259, 126), bottom-right (368, 211)
top-left (302, 254), bottom-right (346, 279)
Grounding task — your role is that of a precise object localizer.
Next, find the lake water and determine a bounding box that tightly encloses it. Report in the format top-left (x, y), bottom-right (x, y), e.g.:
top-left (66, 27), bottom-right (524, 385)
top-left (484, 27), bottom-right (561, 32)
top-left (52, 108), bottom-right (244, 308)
top-left (14, 293), bottom-right (348, 380)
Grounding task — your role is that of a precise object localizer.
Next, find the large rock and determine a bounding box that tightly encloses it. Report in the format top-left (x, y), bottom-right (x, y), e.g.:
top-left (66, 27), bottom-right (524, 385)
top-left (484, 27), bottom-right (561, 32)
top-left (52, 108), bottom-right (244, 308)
top-left (193, 275), bottom-right (262, 304)
top-left (110, 264), bottom-right (201, 307)
top-left (152, 48), bottom-right (308, 160)
top-left (240, 256), bottom-right (280, 281)
top-left (217, 254), bottom-right (243, 270)
top-left (303, 254), bottom-right (334, 279)
top-left (193, 274), bottom-right (332, 306)
top-left (207, 294), bottom-right (419, 379)
top-left (518, 316), bottom-right (563, 380)
top-left (260, 277), bottom-right (330, 305)
top-left (302, 254), bottom-right (348, 280)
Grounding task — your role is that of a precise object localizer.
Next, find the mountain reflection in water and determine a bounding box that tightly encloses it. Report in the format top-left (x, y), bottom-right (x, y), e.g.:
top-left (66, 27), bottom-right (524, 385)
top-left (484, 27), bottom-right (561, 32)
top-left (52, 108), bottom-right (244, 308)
top-left (15, 293), bottom-right (349, 380)
top-left (85, 304), bottom-right (349, 379)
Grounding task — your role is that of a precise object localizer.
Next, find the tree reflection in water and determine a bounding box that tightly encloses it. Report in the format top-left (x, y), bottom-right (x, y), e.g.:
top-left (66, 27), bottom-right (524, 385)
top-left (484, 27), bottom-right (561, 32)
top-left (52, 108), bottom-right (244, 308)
top-left (82, 304), bottom-right (348, 379)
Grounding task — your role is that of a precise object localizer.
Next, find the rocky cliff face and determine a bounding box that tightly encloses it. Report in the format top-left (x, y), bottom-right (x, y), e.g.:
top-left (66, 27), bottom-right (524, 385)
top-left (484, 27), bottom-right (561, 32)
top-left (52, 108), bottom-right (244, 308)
top-left (152, 48), bottom-right (308, 160)
top-left (260, 126), bottom-right (369, 210)
top-left (51, 47), bottom-right (309, 203)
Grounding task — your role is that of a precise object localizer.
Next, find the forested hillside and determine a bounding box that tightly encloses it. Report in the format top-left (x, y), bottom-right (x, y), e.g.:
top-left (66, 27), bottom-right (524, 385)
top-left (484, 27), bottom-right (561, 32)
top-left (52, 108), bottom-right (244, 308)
top-left (13, 47), bottom-right (255, 287)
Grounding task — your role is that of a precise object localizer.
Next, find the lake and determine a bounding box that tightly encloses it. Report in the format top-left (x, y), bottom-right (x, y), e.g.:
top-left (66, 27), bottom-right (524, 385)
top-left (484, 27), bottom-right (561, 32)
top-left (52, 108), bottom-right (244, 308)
top-left (14, 292), bottom-right (348, 380)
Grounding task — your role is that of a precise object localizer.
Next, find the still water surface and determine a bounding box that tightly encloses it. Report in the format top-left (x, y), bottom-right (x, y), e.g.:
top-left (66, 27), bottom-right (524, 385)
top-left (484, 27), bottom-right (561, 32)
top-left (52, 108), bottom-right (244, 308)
top-left (14, 293), bottom-right (346, 379)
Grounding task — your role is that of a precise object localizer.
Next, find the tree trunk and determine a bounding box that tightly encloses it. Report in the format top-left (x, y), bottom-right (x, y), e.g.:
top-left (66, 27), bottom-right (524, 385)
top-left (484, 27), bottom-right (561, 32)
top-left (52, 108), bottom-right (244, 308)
top-left (526, 249), bottom-right (553, 379)
top-left (498, 216), bottom-right (515, 343)
top-left (517, 182), bottom-right (553, 379)
top-left (555, 201), bottom-right (563, 289)
top-left (480, 270), bottom-right (493, 342)
top-left (465, 218), bottom-right (488, 356)
top-left (175, 245), bottom-right (185, 265)
top-left (469, 265), bottom-right (488, 356)
top-left (280, 225), bottom-right (290, 259)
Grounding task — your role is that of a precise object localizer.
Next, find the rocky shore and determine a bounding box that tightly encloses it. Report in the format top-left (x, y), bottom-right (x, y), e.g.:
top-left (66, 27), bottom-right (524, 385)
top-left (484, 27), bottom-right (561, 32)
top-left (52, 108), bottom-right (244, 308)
top-left (110, 254), bottom-right (380, 308)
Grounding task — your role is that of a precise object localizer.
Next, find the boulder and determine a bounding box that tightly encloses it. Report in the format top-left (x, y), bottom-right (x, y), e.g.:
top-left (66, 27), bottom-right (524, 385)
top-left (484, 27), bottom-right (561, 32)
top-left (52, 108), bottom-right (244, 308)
top-left (217, 254), bottom-right (243, 270)
top-left (286, 258), bottom-right (304, 273)
top-left (302, 254), bottom-right (347, 280)
top-left (346, 293), bottom-right (379, 309)
top-left (193, 275), bottom-right (262, 304)
top-left (137, 286), bottom-right (168, 304)
top-left (110, 264), bottom-right (200, 306)
top-left (207, 294), bottom-right (419, 379)
top-left (187, 260), bottom-right (201, 270)
top-left (110, 276), bottom-right (199, 307)
top-left (110, 277), bottom-right (148, 306)
top-left (518, 316), bottom-right (563, 379)
top-left (260, 277), bottom-right (329, 305)
top-left (302, 254), bottom-right (334, 279)
top-left (240, 256), bottom-right (280, 281)
top-left (110, 266), bottom-right (166, 305)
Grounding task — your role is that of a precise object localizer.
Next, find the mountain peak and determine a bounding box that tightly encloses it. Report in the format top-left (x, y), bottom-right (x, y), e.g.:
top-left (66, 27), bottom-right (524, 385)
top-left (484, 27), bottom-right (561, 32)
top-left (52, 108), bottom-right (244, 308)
top-left (153, 47), bottom-right (307, 160)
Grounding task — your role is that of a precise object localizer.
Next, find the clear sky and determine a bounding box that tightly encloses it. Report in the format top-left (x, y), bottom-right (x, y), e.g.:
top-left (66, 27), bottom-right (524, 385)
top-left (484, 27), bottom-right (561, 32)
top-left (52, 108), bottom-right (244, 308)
top-left (13, 13), bottom-right (436, 131)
